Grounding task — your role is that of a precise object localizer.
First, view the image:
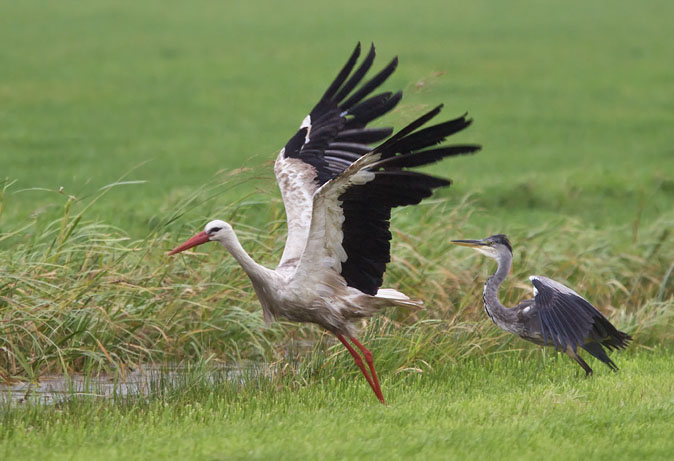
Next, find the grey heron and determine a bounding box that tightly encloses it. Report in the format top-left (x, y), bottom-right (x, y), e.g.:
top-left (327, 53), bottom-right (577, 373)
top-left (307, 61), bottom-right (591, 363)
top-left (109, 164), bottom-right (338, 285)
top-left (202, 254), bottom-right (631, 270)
top-left (168, 43), bottom-right (481, 403)
top-left (452, 234), bottom-right (631, 375)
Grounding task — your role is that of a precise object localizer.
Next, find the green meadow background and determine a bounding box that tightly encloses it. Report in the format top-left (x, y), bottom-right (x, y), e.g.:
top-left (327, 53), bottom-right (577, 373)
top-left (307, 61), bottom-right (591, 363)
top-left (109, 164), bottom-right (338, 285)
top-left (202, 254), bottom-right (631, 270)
top-left (3, 0), bottom-right (672, 233)
top-left (1, 1), bottom-right (673, 459)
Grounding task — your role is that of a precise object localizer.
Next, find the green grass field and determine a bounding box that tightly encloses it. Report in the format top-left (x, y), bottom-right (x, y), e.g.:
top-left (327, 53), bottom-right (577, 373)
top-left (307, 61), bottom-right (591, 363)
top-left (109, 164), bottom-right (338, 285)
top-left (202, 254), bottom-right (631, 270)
top-left (2, 0), bottom-right (672, 234)
top-left (2, 350), bottom-right (674, 460)
top-left (1, 0), bottom-right (673, 459)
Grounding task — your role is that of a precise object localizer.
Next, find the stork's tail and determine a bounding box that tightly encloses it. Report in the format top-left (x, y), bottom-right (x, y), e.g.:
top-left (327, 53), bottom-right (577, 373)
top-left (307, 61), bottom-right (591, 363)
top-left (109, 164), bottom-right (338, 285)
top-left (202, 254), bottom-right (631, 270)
top-left (375, 288), bottom-right (424, 309)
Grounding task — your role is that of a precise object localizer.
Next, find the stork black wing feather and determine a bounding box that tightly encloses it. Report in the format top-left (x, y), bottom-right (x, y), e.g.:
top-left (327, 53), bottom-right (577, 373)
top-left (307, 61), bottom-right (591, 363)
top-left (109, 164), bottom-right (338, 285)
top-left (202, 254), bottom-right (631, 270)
top-left (374, 145), bottom-right (481, 169)
top-left (283, 43), bottom-right (401, 186)
top-left (318, 43), bottom-right (361, 103)
top-left (337, 106), bottom-right (480, 295)
top-left (335, 127), bottom-right (393, 144)
top-left (383, 115), bottom-right (473, 155)
top-left (327, 143), bottom-right (372, 155)
top-left (334, 43), bottom-right (376, 102)
top-left (374, 105), bottom-right (443, 154)
top-left (341, 56), bottom-right (399, 111)
top-left (345, 91), bottom-right (403, 129)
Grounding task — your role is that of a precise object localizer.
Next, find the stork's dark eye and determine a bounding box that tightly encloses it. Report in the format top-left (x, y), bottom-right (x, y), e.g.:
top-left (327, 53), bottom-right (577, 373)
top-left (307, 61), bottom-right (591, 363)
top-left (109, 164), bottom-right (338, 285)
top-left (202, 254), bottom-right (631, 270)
top-left (208, 227), bottom-right (222, 234)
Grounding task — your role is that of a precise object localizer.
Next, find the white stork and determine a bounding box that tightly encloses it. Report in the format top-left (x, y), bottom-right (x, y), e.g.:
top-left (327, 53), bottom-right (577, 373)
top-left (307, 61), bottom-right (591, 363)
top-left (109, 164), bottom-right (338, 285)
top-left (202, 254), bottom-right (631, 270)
top-left (169, 43), bottom-right (481, 403)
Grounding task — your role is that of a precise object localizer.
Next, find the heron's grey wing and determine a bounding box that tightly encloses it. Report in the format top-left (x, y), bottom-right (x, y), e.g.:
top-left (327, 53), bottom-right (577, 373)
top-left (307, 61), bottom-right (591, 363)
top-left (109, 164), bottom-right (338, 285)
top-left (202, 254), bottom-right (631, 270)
top-left (529, 276), bottom-right (630, 353)
top-left (512, 298), bottom-right (548, 344)
top-left (293, 106), bottom-right (480, 295)
top-left (275, 43), bottom-right (400, 266)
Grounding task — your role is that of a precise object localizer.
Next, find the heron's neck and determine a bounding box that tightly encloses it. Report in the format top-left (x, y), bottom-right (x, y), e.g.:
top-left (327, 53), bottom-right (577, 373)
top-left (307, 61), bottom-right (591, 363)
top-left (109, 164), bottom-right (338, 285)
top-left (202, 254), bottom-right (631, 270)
top-left (218, 233), bottom-right (272, 283)
top-left (483, 252), bottom-right (516, 329)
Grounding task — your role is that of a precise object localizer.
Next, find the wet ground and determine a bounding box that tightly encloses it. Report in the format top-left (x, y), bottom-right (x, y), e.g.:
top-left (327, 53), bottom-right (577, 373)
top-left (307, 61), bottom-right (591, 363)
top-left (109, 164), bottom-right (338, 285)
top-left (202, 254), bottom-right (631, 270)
top-left (0, 365), bottom-right (260, 406)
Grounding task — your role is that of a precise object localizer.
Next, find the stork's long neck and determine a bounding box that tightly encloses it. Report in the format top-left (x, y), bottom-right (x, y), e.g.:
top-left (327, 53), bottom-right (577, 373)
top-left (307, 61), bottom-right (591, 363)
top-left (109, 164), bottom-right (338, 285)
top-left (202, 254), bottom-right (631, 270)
top-left (483, 252), bottom-right (517, 330)
top-left (219, 233), bottom-right (273, 284)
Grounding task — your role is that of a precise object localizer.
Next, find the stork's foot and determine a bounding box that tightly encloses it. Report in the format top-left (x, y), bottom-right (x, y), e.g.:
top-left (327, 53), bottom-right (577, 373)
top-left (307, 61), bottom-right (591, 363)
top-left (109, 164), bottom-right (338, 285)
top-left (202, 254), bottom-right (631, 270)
top-left (336, 334), bottom-right (386, 404)
top-left (350, 337), bottom-right (385, 404)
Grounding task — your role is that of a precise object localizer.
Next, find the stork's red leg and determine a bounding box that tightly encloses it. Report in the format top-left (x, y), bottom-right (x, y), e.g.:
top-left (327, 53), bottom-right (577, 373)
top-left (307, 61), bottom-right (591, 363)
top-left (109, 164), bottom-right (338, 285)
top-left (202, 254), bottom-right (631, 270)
top-left (335, 334), bottom-right (385, 403)
top-left (349, 337), bottom-right (384, 404)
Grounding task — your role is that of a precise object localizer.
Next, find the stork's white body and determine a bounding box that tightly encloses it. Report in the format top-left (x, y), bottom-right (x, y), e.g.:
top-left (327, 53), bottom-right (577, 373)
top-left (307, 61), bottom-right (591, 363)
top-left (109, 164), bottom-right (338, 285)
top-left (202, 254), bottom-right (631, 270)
top-left (169, 43), bottom-right (480, 403)
top-left (209, 149), bottom-right (420, 337)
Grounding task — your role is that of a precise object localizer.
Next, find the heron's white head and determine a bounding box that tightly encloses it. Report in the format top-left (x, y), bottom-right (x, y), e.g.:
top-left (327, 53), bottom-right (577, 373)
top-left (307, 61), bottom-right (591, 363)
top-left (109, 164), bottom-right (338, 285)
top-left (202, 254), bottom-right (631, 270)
top-left (168, 219), bottom-right (234, 255)
top-left (451, 234), bottom-right (513, 261)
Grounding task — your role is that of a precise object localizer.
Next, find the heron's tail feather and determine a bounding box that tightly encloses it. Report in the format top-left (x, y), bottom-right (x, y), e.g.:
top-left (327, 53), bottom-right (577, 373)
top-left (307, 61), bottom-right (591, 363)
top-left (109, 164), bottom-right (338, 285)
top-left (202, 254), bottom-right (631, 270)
top-left (581, 342), bottom-right (619, 372)
top-left (603, 329), bottom-right (632, 351)
top-left (592, 315), bottom-right (632, 350)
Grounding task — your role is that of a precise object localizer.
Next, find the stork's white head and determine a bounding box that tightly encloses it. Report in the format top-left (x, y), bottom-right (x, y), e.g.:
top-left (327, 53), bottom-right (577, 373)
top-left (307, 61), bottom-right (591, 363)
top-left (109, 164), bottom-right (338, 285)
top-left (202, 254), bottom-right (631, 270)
top-left (203, 219), bottom-right (233, 242)
top-left (451, 234), bottom-right (513, 261)
top-left (168, 219), bottom-right (234, 255)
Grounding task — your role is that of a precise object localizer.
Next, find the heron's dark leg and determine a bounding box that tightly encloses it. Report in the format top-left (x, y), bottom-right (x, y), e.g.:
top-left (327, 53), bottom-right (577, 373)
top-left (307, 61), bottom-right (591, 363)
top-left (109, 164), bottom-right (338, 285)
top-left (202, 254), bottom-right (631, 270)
top-left (349, 337), bottom-right (384, 404)
top-left (335, 334), bottom-right (385, 404)
top-left (568, 351), bottom-right (593, 377)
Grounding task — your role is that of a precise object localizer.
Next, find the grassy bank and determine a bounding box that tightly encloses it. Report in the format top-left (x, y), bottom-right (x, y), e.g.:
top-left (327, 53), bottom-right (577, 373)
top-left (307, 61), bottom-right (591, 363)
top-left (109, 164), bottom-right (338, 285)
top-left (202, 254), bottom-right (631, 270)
top-left (1, 0), bottom-right (672, 379)
top-left (1, 190), bottom-right (672, 380)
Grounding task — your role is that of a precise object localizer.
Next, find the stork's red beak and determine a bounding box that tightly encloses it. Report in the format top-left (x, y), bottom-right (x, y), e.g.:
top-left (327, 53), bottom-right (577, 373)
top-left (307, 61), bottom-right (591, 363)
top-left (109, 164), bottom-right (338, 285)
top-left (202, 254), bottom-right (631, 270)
top-left (168, 231), bottom-right (210, 255)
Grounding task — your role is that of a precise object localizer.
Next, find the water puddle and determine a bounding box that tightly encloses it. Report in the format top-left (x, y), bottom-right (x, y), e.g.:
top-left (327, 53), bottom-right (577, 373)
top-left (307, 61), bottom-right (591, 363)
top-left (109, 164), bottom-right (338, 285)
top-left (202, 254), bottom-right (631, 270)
top-left (1, 364), bottom-right (265, 406)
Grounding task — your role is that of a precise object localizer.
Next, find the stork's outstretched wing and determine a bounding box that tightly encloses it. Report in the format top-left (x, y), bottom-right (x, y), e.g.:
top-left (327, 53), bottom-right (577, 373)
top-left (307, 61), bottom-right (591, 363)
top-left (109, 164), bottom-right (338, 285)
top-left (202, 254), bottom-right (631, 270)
top-left (291, 105), bottom-right (481, 295)
top-left (275, 43), bottom-right (401, 266)
top-left (530, 276), bottom-right (632, 353)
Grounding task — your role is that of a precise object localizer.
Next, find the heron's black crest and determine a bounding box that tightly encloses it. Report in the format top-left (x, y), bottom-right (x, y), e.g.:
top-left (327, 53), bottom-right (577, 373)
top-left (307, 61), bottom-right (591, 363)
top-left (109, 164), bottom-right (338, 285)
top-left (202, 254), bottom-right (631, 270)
top-left (487, 234), bottom-right (512, 254)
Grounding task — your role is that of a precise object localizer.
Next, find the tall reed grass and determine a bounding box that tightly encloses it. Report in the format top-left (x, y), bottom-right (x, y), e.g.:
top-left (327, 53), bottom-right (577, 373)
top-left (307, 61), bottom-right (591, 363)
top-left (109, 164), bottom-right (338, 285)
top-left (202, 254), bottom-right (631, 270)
top-left (1, 178), bottom-right (672, 382)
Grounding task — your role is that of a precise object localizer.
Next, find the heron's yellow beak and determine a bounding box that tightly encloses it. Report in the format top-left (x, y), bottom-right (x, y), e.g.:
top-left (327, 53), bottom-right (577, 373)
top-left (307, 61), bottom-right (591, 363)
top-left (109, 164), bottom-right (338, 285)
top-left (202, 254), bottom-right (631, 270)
top-left (451, 239), bottom-right (485, 248)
